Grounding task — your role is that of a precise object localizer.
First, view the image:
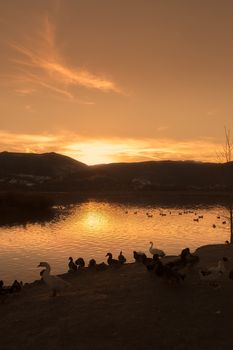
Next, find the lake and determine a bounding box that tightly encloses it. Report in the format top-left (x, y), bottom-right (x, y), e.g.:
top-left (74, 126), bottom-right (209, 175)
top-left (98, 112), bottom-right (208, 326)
top-left (0, 200), bottom-right (230, 284)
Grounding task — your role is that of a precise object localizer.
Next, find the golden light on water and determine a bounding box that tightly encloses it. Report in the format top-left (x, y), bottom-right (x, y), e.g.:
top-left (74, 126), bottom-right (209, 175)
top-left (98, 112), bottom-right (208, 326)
top-left (0, 201), bottom-right (230, 283)
top-left (81, 211), bottom-right (108, 231)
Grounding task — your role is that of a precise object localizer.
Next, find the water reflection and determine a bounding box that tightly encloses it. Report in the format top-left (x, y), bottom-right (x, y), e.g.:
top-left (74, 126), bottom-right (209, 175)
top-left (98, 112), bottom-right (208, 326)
top-left (0, 208), bottom-right (59, 227)
top-left (81, 209), bottom-right (108, 230)
top-left (0, 200), bottom-right (230, 284)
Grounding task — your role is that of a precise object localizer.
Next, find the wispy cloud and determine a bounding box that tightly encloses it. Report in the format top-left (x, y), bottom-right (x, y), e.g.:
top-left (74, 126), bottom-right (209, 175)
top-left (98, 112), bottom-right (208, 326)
top-left (15, 88), bottom-right (35, 96)
top-left (7, 15), bottom-right (121, 102)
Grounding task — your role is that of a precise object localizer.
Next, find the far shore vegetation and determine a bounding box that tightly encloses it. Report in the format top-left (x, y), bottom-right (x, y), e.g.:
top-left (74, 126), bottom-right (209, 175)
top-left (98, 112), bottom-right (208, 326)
top-left (0, 192), bottom-right (54, 210)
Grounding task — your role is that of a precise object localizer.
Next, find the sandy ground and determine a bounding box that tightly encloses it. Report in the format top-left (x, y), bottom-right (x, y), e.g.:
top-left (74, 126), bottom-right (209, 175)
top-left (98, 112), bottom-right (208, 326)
top-left (1, 244), bottom-right (233, 350)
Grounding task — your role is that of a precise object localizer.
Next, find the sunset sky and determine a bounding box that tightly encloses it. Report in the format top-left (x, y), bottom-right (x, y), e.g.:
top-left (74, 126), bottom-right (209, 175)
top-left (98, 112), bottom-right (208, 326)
top-left (0, 0), bottom-right (233, 164)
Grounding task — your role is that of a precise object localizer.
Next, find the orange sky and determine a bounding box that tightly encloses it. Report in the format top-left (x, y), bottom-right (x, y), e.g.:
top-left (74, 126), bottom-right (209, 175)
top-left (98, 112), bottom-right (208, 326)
top-left (0, 0), bottom-right (233, 164)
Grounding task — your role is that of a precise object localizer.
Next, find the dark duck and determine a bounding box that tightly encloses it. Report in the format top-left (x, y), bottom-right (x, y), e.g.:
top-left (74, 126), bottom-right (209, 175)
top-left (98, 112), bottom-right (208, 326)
top-left (88, 259), bottom-right (107, 271)
top-left (154, 260), bottom-right (185, 284)
top-left (118, 251), bottom-right (126, 264)
top-left (75, 257), bottom-right (85, 269)
top-left (133, 251), bottom-right (147, 263)
top-left (143, 254), bottom-right (161, 272)
top-left (0, 280), bottom-right (23, 294)
top-left (68, 257), bottom-right (77, 272)
top-left (106, 252), bottom-right (120, 266)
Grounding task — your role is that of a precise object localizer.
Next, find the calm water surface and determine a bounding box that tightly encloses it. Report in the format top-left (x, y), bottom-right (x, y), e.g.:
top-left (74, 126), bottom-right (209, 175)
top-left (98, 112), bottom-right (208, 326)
top-left (0, 201), bottom-right (230, 284)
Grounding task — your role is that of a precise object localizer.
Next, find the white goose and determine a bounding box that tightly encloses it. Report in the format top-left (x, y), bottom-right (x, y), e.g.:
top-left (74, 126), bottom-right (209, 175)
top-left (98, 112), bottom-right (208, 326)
top-left (149, 241), bottom-right (165, 257)
top-left (199, 257), bottom-right (229, 282)
top-left (38, 262), bottom-right (70, 297)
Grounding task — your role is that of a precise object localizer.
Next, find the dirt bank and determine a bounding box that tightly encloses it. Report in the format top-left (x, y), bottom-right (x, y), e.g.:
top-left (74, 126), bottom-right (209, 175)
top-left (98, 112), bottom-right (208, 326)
top-left (1, 244), bottom-right (233, 350)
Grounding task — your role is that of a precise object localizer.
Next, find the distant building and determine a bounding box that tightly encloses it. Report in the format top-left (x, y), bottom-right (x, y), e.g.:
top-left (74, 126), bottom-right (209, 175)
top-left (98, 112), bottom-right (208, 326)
top-left (132, 178), bottom-right (151, 189)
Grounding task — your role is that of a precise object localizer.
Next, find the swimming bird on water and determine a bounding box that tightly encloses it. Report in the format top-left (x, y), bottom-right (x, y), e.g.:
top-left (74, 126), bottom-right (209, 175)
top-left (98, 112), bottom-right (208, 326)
top-left (149, 241), bottom-right (165, 257)
top-left (38, 262), bottom-right (70, 297)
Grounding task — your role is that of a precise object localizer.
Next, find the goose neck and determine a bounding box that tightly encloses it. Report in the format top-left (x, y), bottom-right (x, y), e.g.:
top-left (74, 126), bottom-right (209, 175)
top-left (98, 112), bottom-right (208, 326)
top-left (45, 264), bottom-right (51, 273)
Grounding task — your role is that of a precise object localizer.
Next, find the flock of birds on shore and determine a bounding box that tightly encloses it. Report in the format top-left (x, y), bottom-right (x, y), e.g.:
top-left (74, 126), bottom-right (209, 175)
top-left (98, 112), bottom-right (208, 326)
top-left (0, 210), bottom-right (230, 297)
top-left (2, 240), bottom-right (232, 298)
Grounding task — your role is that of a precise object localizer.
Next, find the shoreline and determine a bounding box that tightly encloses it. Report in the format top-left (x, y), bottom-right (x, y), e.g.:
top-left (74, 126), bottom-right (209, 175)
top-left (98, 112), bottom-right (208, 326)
top-left (1, 189), bottom-right (233, 203)
top-left (1, 243), bottom-right (233, 350)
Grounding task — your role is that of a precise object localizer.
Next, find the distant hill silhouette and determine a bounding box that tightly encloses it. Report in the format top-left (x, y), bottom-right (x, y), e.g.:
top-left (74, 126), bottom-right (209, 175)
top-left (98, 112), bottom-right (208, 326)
top-left (0, 151), bottom-right (87, 177)
top-left (89, 160), bottom-right (233, 190)
top-left (0, 152), bottom-right (233, 192)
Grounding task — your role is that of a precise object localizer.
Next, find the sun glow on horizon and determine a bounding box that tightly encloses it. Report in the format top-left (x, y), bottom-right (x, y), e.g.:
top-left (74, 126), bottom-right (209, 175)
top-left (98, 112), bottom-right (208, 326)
top-left (61, 138), bottom-right (221, 165)
top-left (63, 141), bottom-right (148, 165)
top-left (0, 130), bottom-right (222, 165)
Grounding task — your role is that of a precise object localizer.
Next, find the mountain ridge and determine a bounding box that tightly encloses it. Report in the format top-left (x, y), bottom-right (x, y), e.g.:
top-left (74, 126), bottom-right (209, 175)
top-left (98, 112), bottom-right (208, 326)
top-left (0, 151), bottom-right (233, 192)
top-left (0, 151), bottom-right (87, 177)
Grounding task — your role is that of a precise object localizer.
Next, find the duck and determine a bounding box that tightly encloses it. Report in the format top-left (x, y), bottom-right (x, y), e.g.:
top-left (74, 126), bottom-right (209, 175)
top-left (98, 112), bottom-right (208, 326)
top-left (133, 251), bottom-right (147, 262)
top-left (161, 248), bottom-right (198, 273)
top-left (75, 257), bottom-right (85, 269)
top-left (164, 249), bottom-right (189, 271)
top-left (106, 253), bottom-right (120, 266)
top-left (10, 280), bottom-right (22, 293)
top-left (144, 254), bottom-right (160, 272)
top-left (154, 260), bottom-right (185, 284)
top-left (38, 262), bottom-right (70, 297)
top-left (118, 251), bottom-right (126, 264)
top-left (88, 259), bottom-right (108, 271)
top-left (0, 280), bottom-right (3, 290)
top-left (141, 254), bottom-right (153, 266)
top-left (229, 270), bottom-right (233, 279)
top-left (68, 257), bottom-right (77, 272)
top-left (0, 280), bottom-right (23, 294)
top-left (88, 259), bottom-right (97, 268)
top-left (40, 269), bottom-right (46, 278)
top-left (199, 257), bottom-right (229, 282)
top-left (180, 247), bottom-right (199, 268)
top-left (149, 242), bottom-right (165, 257)
top-left (208, 257), bottom-right (228, 274)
